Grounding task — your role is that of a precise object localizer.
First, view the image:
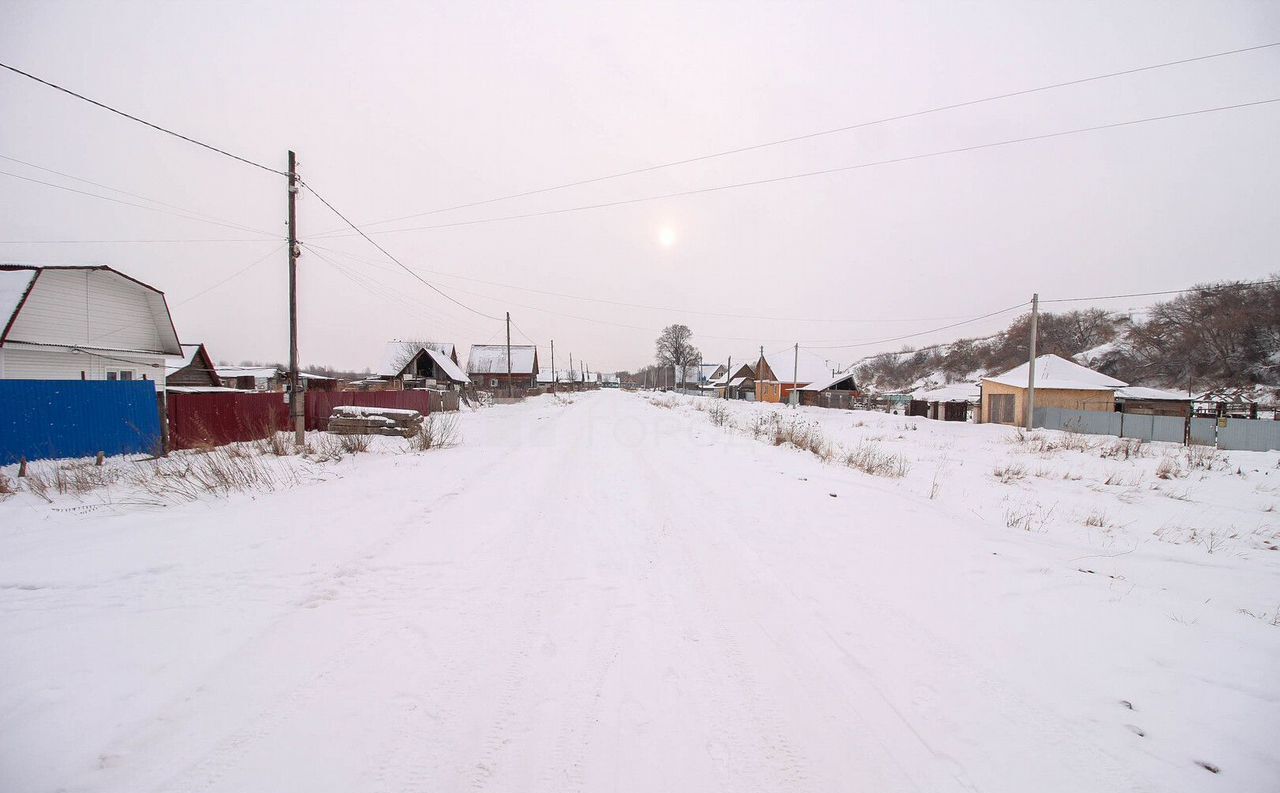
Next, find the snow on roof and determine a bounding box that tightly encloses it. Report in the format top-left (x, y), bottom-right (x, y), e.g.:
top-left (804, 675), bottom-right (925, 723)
top-left (728, 376), bottom-right (749, 388)
top-left (797, 370), bottom-right (859, 392)
top-left (423, 348), bottom-right (469, 384)
top-left (165, 343), bottom-right (203, 375)
top-left (0, 268), bottom-right (37, 333)
top-left (984, 354), bottom-right (1126, 391)
top-left (467, 344), bottom-right (536, 374)
top-left (758, 348), bottom-right (835, 385)
top-left (1116, 386), bottom-right (1190, 401)
top-left (914, 382), bottom-right (981, 402)
top-left (216, 366), bottom-right (279, 379)
top-left (379, 340), bottom-right (456, 377)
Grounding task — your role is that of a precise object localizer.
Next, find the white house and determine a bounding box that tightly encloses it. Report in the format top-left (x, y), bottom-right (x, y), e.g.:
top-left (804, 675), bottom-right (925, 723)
top-left (0, 265), bottom-right (182, 388)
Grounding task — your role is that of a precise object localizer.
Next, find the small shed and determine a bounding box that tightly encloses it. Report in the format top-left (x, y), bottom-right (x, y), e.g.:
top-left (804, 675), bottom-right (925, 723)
top-left (1115, 386), bottom-right (1192, 418)
top-left (980, 354), bottom-right (1125, 425)
top-left (796, 370), bottom-right (859, 409)
top-left (467, 344), bottom-right (539, 390)
top-left (165, 343), bottom-right (220, 388)
top-left (380, 341), bottom-right (469, 390)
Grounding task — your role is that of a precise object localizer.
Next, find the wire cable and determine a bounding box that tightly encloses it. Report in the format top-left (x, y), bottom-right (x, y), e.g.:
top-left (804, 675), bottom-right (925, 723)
top-left (0, 167), bottom-right (284, 238)
top-left (1040, 277), bottom-right (1280, 304)
top-left (319, 98), bottom-right (1280, 239)
top-left (0, 61), bottom-right (285, 176)
top-left (302, 241), bottom-right (973, 324)
top-left (0, 152), bottom-right (279, 237)
top-left (804, 301), bottom-right (1031, 350)
top-left (331, 41), bottom-right (1280, 232)
top-left (298, 179), bottom-right (503, 321)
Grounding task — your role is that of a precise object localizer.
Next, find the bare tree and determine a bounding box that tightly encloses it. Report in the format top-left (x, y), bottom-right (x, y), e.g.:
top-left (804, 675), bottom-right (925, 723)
top-left (655, 324), bottom-right (700, 390)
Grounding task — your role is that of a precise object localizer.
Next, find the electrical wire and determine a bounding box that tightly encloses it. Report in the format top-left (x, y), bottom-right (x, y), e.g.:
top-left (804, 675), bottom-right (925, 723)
top-left (302, 241), bottom-right (974, 324)
top-left (298, 180), bottom-right (504, 321)
top-left (803, 301), bottom-right (1031, 350)
top-left (0, 167), bottom-right (283, 238)
top-left (171, 245), bottom-right (286, 307)
top-left (0, 152), bottom-right (280, 237)
top-left (318, 98), bottom-right (1280, 239)
top-left (0, 61), bottom-right (285, 176)
top-left (330, 41), bottom-right (1280, 233)
top-left (0, 238), bottom-right (279, 244)
top-left (1040, 277), bottom-right (1280, 304)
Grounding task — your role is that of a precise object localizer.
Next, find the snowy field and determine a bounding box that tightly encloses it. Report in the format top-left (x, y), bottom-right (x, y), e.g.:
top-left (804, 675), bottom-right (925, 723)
top-left (1, 389), bottom-right (1278, 792)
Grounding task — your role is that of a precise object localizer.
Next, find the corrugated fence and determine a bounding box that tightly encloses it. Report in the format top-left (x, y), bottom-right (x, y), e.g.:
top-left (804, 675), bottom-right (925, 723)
top-left (0, 380), bottom-right (162, 463)
top-left (167, 391), bottom-right (289, 450)
top-left (1034, 407), bottom-right (1280, 452)
top-left (304, 391), bottom-right (433, 431)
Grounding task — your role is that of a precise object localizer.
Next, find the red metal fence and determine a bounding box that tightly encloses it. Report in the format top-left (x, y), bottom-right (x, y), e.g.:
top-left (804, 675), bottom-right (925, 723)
top-left (167, 391), bottom-right (289, 450)
top-left (303, 390), bottom-right (433, 431)
top-left (166, 390), bottom-right (442, 449)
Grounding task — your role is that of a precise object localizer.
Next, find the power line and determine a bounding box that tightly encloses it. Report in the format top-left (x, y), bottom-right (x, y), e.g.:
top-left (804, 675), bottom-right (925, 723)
top-left (298, 180), bottom-right (504, 322)
top-left (0, 61), bottom-right (285, 176)
top-left (302, 240), bottom-right (971, 325)
top-left (0, 238), bottom-right (278, 244)
top-left (804, 301), bottom-right (1031, 350)
top-left (331, 41), bottom-right (1280, 233)
top-left (1040, 277), bottom-right (1280, 304)
top-left (0, 152), bottom-right (279, 237)
top-left (0, 167), bottom-right (284, 238)
top-left (172, 245), bottom-right (286, 307)
top-left (319, 98), bottom-right (1280, 239)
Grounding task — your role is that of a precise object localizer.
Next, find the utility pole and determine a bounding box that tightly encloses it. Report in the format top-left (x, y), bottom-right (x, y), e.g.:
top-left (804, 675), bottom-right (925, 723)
top-left (504, 312), bottom-right (513, 400)
top-left (550, 339), bottom-right (556, 393)
top-left (287, 150), bottom-right (303, 445)
top-left (724, 355), bottom-right (731, 400)
top-left (1025, 293), bottom-right (1039, 430)
top-left (791, 343), bottom-right (799, 407)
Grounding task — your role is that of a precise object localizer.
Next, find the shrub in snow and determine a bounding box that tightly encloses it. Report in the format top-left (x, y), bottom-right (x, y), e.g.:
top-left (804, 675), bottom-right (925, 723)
top-left (412, 413), bottom-right (461, 451)
top-left (844, 441), bottom-right (909, 478)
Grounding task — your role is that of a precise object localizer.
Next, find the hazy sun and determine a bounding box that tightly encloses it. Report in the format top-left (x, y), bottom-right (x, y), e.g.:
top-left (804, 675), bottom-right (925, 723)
top-left (657, 226), bottom-right (677, 247)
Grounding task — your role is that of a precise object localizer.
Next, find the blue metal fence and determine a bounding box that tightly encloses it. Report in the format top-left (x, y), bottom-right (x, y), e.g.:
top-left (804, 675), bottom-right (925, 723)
top-left (0, 380), bottom-right (162, 464)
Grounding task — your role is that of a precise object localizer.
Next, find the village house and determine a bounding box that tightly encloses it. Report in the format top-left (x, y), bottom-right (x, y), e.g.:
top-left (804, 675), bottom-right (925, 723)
top-left (164, 343), bottom-right (222, 389)
top-left (795, 370), bottom-right (860, 409)
top-left (980, 354), bottom-right (1124, 425)
top-left (711, 360), bottom-right (757, 400)
top-left (1114, 386), bottom-right (1193, 418)
top-left (467, 344), bottom-right (539, 391)
top-left (753, 348), bottom-right (836, 403)
top-left (378, 340), bottom-right (469, 390)
top-left (0, 264), bottom-right (182, 386)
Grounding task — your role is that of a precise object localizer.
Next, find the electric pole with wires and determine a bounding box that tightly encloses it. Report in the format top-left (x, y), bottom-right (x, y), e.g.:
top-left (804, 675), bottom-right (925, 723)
top-left (287, 150), bottom-right (303, 444)
top-left (506, 311), bottom-right (513, 400)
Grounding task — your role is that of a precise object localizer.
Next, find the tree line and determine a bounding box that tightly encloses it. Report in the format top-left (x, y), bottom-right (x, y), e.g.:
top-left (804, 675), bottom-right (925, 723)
top-left (854, 277), bottom-right (1280, 394)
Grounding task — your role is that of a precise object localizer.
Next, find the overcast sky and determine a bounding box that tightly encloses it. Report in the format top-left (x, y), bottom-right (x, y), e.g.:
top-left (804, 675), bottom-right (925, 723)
top-left (2, 1), bottom-right (1278, 373)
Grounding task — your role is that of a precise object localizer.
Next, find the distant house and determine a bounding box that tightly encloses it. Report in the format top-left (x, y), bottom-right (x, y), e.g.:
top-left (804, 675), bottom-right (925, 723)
top-left (467, 344), bottom-right (539, 390)
top-left (0, 264), bottom-right (182, 387)
top-left (753, 349), bottom-right (835, 403)
top-left (379, 340), bottom-right (469, 390)
top-left (795, 370), bottom-right (859, 408)
top-left (712, 361), bottom-right (757, 400)
top-left (980, 354), bottom-right (1125, 425)
top-left (215, 365), bottom-right (280, 391)
top-left (1115, 386), bottom-right (1192, 418)
top-left (165, 343), bottom-right (220, 388)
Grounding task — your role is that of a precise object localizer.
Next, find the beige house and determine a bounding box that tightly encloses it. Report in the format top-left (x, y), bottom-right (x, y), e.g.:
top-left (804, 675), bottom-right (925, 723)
top-left (980, 354), bottom-right (1125, 425)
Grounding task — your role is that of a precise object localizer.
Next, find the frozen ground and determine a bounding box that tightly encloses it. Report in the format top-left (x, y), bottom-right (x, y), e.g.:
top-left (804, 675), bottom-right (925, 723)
top-left (1, 390), bottom-right (1277, 792)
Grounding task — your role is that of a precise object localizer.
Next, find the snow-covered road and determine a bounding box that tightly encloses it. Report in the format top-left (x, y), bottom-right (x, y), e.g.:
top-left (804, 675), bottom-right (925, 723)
top-left (2, 391), bottom-right (1277, 792)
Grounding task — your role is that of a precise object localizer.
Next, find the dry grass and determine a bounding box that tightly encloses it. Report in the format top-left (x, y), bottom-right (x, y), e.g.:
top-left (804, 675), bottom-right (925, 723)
top-left (411, 413), bottom-right (461, 451)
top-left (993, 462), bottom-right (1027, 484)
top-left (0, 472), bottom-right (14, 499)
top-left (844, 441), bottom-right (909, 478)
top-left (1100, 438), bottom-right (1148, 460)
top-left (1156, 456), bottom-right (1184, 480)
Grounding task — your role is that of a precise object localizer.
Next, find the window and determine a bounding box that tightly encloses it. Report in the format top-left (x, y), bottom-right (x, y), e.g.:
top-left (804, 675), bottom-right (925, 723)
top-left (106, 370), bottom-right (135, 382)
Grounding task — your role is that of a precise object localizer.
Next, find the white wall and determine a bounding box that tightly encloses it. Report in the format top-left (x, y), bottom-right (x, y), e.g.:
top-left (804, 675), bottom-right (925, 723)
top-left (0, 344), bottom-right (166, 389)
top-left (5, 269), bottom-right (171, 353)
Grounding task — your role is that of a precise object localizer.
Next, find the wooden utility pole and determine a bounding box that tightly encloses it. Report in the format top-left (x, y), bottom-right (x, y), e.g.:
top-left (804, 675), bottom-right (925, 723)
top-left (287, 150), bottom-right (303, 444)
top-left (550, 339), bottom-right (556, 393)
top-left (505, 311), bottom-right (513, 400)
top-left (791, 343), bottom-right (799, 407)
top-left (1025, 293), bottom-right (1039, 430)
top-left (724, 356), bottom-right (731, 400)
